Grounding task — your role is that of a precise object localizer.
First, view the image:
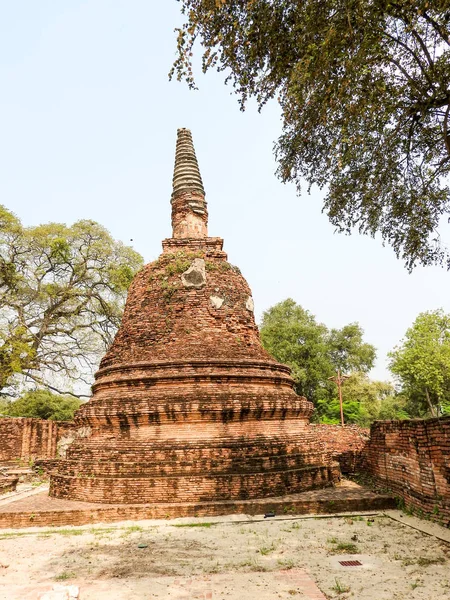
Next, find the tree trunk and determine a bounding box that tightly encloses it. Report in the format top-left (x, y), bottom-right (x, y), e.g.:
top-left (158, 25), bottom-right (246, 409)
top-left (425, 387), bottom-right (436, 417)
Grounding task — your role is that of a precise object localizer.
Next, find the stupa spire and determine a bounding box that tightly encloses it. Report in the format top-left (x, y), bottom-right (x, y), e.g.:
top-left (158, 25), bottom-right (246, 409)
top-left (171, 128), bottom-right (208, 239)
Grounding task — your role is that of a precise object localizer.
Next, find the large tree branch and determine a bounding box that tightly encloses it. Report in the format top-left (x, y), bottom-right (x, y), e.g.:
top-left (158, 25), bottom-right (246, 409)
top-left (26, 374), bottom-right (90, 399)
top-left (382, 30), bottom-right (435, 89)
top-left (422, 12), bottom-right (450, 48)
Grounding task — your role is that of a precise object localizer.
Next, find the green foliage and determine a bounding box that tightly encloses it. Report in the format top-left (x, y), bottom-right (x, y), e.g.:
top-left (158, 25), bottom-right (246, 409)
top-left (389, 309), bottom-right (450, 417)
top-left (0, 397), bottom-right (8, 415)
top-left (377, 394), bottom-right (411, 420)
top-left (260, 299), bottom-right (332, 402)
top-left (316, 372), bottom-right (400, 425)
top-left (0, 205), bottom-right (144, 395)
top-left (173, 1), bottom-right (450, 269)
top-left (3, 390), bottom-right (81, 421)
top-left (260, 299), bottom-right (382, 424)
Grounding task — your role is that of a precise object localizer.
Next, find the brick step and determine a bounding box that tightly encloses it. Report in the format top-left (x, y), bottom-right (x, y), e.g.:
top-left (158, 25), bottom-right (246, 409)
top-left (57, 455), bottom-right (333, 477)
top-left (0, 468), bottom-right (34, 484)
top-left (50, 464), bottom-right (341, 504)
top-left (67, 435), bottom-right (323, 451)
top-left (0, 481), bottom-right (396, 529)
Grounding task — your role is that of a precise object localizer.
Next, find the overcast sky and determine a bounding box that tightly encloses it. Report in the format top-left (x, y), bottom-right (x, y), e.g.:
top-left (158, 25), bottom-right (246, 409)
top-left (1, 1), bottom-right (449, 382)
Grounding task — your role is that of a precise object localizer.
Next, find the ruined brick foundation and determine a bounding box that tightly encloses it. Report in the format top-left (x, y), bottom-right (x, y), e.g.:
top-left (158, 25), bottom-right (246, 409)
top-left (363, 417), bottom-right (450, 526)
top-left (0, 418), bottom-right (76, 464)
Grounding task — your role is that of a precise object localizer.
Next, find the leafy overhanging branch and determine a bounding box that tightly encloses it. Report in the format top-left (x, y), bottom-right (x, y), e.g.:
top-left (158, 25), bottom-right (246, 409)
top-left (172, 0), bottom-right (450, 269)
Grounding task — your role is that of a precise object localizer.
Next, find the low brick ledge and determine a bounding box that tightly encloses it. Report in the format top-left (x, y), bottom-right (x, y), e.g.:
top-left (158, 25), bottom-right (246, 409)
top-left (0, 481), bottom-right (395, 529)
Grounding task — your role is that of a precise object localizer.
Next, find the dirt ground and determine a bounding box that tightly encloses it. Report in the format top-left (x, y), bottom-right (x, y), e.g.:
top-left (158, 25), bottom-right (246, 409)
top-left (0, 512), bottom-right (449, 600)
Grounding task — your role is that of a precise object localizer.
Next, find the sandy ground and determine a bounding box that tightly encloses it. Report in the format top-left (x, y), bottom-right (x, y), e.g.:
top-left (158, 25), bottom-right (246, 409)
top-left (0, 512), bottom-right (449, 600)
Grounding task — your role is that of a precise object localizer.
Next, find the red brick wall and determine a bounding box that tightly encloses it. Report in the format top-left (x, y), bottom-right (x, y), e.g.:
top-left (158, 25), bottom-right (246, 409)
top-left (0, 418), bottom-right (76, 463)
top-left (310, 425), bottom-right (370, 473)
top-left (0, 419), bottom-right (24, 463)
top-left (363, 417), bottom-right (450, 526)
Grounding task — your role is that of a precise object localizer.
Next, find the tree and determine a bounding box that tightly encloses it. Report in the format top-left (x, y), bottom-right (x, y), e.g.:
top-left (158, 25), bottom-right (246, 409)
top-left (173, 1), bottom-right (450, 269)
top-left (377, 393), bottom-right (411, 420)
top-left (318, 371), bottom-right (398, 425)
top-left (389, 309), bottom-right (450, 416)
top-left (0, 205), bottom-right (144, 397)
top-left (3, 390), bottom-right (82, 421)
top-left (260, 299), bottom-right (376, 420)
top-left (260, 299), bottom-right (331, 401)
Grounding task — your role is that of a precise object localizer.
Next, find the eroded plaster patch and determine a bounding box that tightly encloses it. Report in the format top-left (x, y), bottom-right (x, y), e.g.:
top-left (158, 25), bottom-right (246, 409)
top-left (181, 258), bottom-right (206, 289)
top-left (210, 296), bottom-right (224, 309)
top-left (246, 296), bottom-right (254, 312)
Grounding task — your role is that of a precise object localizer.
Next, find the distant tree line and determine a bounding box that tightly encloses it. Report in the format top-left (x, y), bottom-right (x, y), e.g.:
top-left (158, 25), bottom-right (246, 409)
top-left (260, 299), bottom-right (450, 425)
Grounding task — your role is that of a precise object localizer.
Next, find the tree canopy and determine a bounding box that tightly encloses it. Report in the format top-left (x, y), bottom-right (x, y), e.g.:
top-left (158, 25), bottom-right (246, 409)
top-left (173, 0), bottom-right (450, 269)
top-left (2, 390), bottom-right (82, 421)
top-left (260, 298), bottom-right (384, 423)
top-left (389, 309), bottom-right (450, 416)
top-left (0, 206), bottom-right (144, 397)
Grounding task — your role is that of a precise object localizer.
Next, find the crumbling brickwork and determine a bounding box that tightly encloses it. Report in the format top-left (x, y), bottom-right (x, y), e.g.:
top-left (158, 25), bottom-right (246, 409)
top-left (50, 129), bottom-right (340, 505)
top-left (310, 424), bottom-right (369, 473)
top-left (363, 417), bottom-right (450, 525)
top-left (0, 418), bottom-right (77, 464)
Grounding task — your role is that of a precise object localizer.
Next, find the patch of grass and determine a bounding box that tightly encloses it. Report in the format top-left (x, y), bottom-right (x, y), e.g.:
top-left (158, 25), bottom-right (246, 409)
top-left (54, 571), bottom-right (76, 581)
top-left (237, 557), bottom-right (268, 572)
top-left (259, 542), bottom-right (276, 555)
top-left (331, 578), bottom-right (351, 594)
top-left (417, 556), bottom-right (446, 567)
top-left (0, 527), bottom-right (85, 540)
top-left (57, 529), bottom-right (85, 536)
top-left (90, 527), bottom-right (116, 536)
top-left (277, 558), bottom-right (296, 569)
top-left (410, 580), bottom-right (421, 590)
top-left (205, 260), bottom-right (232, 272)
top-left (290, 522), bottom-right (301, 530)
top-left (327, 536), bottom-right (338, 544)
top-left (173, 522), bottom-right (214, 528)
top-left (207, 561), bottom-right (222, 573)
top-left (125, 525), bottom-right (143, 533)
top-left (0, 524), bottom-right (143, 541)
top-left (330, 542), bottom-right (359, 554)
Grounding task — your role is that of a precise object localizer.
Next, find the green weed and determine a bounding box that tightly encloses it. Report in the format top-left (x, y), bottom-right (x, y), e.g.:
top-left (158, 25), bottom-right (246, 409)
top-left (330, 542), bottom-right (359, 554)
top-left (331, 578), bottom-right (351, 594)
top-left (54, 571), bottom-right (76, 581)
top-left (173, 522), bottom-right (214, 528)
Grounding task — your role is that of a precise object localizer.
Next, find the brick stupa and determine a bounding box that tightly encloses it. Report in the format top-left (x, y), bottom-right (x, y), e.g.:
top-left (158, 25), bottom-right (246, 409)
top-left (50, 129), bottom-right (340, 506)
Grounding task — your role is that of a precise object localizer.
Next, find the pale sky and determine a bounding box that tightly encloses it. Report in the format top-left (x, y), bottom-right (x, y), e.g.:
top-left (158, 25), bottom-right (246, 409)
top-left (1, 1), bottom-right (449, 382)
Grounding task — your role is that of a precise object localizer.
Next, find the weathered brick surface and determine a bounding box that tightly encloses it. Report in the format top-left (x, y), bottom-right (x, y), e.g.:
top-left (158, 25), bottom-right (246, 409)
top-left (49, 244), bottom-right (338, 503)
top-left (311, 425), bottom-right (370, 473)
top-left (0, 418), bottom-right (77, 464)
top-left (363, 417), bottom-right (450, 525)
top-left (0, 477), bottom-right (18, 494)
top-left (49, 128), bottom-right (340, 505)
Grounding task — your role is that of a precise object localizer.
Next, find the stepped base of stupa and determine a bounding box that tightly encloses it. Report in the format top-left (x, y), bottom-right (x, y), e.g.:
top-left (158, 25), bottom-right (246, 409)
top-left (0, 480), bottom-right (396, 529)
top-left (49, 358), bottom-right (339, 504)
